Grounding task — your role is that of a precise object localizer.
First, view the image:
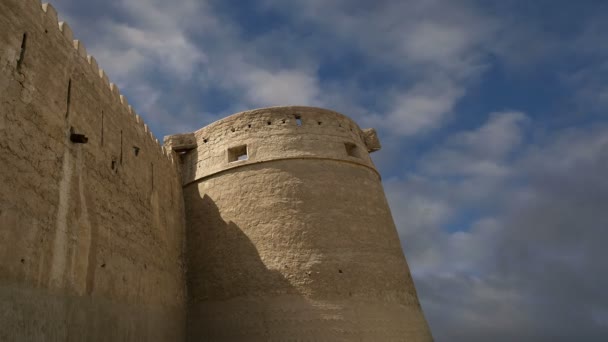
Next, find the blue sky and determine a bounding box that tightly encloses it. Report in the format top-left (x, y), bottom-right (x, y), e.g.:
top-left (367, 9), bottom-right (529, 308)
top-left (51, 0), bottom-right (608, 340)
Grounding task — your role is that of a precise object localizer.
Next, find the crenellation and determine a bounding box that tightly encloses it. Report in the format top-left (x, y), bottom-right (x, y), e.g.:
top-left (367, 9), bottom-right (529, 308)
top-left (41, 3), bottom-right (58, 23)
top-left (1, 0), bottom-right (186, 337)
top-left (99, 68), bottom-right (109, 86)
top-left (0, 0), bottom-right (430, 340)
top-left (58, 21), bottom-right (72, 41)
top-left (109, 82), bottom-right (120, 98)
top-left (0, 1), bottom-right (180, 160)
top-left (72, 39), bottom-right (86, 59)
top-left (86, 54), bottom-right (97, 70)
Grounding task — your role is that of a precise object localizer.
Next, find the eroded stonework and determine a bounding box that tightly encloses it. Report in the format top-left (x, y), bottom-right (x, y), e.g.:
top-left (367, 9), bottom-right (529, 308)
top-left (0, 0), bottom-right (432, 341)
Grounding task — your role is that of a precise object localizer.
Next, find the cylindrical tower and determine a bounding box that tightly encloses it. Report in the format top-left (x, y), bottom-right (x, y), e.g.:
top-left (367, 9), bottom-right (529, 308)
top-left (167, 106), bottom-right (432, 341)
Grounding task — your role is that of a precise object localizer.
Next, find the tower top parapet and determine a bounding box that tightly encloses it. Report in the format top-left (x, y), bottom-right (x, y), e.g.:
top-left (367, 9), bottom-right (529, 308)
top-left (165, 106), bottom-right (382, 185)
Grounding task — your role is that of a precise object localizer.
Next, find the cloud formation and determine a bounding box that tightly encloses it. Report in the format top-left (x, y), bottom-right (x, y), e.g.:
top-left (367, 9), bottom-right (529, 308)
top-left (49, 0), bottom-right (608, 340)
top-left (388, 114), bottom-right (608, 341)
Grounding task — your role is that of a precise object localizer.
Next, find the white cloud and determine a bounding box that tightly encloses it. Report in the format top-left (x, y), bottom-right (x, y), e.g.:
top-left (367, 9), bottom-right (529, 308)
top-left (563, 61), bottom-right (608, 113)
top-left (419, 111), bottom-right (527, 178)
top-left (384, 113), bottom-right (608, 339)
top-left (103, 23), bottom-right (206, 80)
top-left (380, 78), bottom-right (465, 136)
top-left (383, 111), bottom-right (529, 277)
top-left (240, 69), bottom-right (321, 107)
top-left (256, 0), bottom-right (498, 137)
top-left (401, 20), bottom-right (488, 75)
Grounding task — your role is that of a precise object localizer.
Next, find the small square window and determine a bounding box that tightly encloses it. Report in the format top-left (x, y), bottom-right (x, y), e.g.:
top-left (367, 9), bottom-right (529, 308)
top-left (228, 145), bottom-right (248, 162)
top-left (345, 142), bottom-right (361, 158)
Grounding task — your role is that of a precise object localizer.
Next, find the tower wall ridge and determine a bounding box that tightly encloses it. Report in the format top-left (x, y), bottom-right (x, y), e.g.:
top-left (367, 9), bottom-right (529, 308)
top-left (181, 106), bottom-right (432, 340)
top-left (0, 0), bottom-right (187, 339)
top-left (166, 106), bottom-right (382, 185)
top-left (0, 0), bottom-right (432, 340)
top-left (39, 0), bottom-right (171, 162)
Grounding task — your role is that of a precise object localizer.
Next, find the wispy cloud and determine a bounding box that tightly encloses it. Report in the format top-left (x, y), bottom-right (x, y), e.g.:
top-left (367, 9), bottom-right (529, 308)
top-left (47, 1), bottom-right (608, 340)
top-left (387, 113), bottom-right (608, 340)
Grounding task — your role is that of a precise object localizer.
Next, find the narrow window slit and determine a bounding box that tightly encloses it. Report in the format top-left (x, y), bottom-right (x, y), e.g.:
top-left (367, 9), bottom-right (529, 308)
top-left (65, 79), bottom-right (72, 118)
top-left (100, 110), bottom-right (104, 146)
top-left (17, 33), bottom-right (27, 70)
top-left (119, 130), bottom-right (123, 164)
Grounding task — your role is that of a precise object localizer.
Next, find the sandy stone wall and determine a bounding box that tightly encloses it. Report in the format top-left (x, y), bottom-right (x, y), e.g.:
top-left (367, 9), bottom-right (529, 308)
top-left (1, 1), bottom-right (432, 340)
top-left (172, 106), bottom-right (382, 185)
top-left (176, 107), bottom-right (433, 341)
top-left (0, 1), bottom-right (186, 340)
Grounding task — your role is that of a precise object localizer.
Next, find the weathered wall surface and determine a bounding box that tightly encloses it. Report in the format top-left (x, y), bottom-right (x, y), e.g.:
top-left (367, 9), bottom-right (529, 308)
top-left (175, 106), bottom-right (380, 186)
top-left (177, 107), bottom-right (433, 341)
top-left (0, 1), bottom-right (186, 340)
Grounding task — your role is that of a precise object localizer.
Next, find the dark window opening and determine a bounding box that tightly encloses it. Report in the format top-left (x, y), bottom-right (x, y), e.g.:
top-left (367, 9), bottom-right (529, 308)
top-left (17, 32), bottom-right (27, 70)
top-left (65, 79), bottom-right (72, 118)
top-left (228, 144), bottom-right (248, 162)
top-left (345, 142), bottom-right (361, 158)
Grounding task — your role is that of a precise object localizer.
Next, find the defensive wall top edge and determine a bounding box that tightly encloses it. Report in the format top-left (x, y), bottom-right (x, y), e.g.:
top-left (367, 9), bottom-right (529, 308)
top-left (164, 106), bottom-right (383, 185)
top-left (164, 106), bottom-right (382, 154)
top-left (10, 0), bottom-right (177, 166)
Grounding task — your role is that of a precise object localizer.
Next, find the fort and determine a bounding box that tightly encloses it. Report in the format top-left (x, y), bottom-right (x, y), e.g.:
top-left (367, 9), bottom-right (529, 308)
top-left (0, 0), bottom-right (432, 340)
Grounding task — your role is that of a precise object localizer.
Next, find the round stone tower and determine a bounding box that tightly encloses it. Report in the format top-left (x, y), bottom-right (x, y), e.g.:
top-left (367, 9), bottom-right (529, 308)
top-left (166, 106), bottom-right (432, 341)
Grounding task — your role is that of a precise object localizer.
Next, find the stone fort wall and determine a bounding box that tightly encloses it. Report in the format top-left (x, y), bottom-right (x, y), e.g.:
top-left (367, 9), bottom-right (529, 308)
top-left (168, 107), bottom-right (432, 340)
top-left (0, 1), bottom-right (432, 341)
top-left (0, 0), bottom-right (186, 340)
